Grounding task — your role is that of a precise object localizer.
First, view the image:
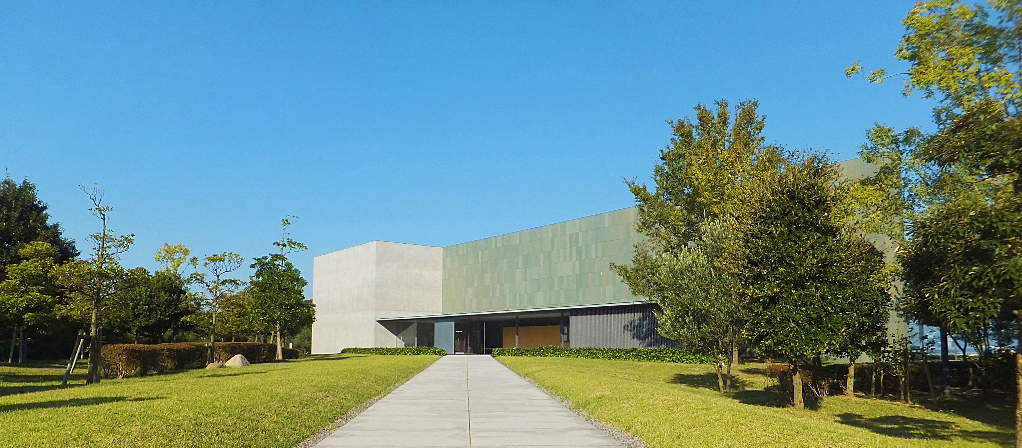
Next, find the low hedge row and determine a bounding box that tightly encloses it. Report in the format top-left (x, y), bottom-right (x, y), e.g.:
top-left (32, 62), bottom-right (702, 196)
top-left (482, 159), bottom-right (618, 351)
top-left (102, 343), bottom-right (208, 379)
top-left (212, 342), bottom-right (300, 363)
top-left (102, 342), bottom-right (300, 379)
top-left (491, 346), bottom-right (714, 363)
top-left (340, 347), bottom-right (447, 356)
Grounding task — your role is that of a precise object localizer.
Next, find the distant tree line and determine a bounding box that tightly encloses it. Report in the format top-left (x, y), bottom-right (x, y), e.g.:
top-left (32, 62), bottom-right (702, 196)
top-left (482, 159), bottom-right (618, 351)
top-left (0, 178), bottom-right (314, 384)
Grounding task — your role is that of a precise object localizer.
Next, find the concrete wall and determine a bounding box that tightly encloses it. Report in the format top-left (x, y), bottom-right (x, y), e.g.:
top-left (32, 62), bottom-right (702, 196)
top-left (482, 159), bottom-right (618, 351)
top-left (311, 241), bottom-right (443, 353)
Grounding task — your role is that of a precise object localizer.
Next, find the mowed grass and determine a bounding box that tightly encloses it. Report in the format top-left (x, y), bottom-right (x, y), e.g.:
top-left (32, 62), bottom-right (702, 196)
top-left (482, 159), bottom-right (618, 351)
top-left (0, 354), bottom-right (439, 448)
top-left (498, 357), bottom-right (1014, 448)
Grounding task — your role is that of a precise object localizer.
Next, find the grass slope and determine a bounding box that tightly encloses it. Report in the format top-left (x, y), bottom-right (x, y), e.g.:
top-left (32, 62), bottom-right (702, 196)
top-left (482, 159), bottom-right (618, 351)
top-left (0, 354), bottom-right (439, 448)
top-left (498, 357), bottom-right (1013, 448)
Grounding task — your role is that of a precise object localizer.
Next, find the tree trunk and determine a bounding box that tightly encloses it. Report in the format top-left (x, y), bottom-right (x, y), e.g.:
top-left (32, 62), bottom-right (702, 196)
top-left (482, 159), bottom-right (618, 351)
top-left (871, 364), bottom-right (876, 397)
top-left (940, 327), bottom-right (951, 397)
top-left (732, 344), bottom-right (740, 367)
top-left (845, 358), bottom-right (856, 397)
top-left (209, 305), bottom-right (217, 363)
top-left (18, 326), bottom-right (26, 363)
top-left (86, 305), bottom-right (101, 384)
top-left (275, 324), bottom-right (283, 361)
top-left (725, 355), bottom-right (733, 393)
top-left (922, 352), bottom-right (938, 399)
top-left (713, 356), bottom-right (725, 393)
top-left (792, 363), bottom-right (804, 409)
top-left (8, 326), bottom-right (16, 363)
top-left (1015, 316), bottom-right (1022, 448)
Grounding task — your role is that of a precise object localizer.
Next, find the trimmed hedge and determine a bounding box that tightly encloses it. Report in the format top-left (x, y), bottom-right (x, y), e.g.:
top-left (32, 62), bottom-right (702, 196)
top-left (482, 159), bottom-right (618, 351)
top-left (213, 342), bottom-right (300, 363)
top-left (340, 347), bottom-right (447, 356)
top-left (491, 346), bottom-right (714, 364)
top-left (102, 342), bottom-right (300, 379)
top-left (102, 343), bottom-right (208, 379)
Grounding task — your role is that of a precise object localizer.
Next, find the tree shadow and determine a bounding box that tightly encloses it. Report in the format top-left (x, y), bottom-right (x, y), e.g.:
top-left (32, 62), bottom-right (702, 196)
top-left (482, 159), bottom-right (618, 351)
top-left (199, 370), bottom-right (266, 379)
top-left (914, 396), bottom-right (1014, 430)
top-left (670, 372), bottom-right (750, 392)
top-left (0, 396), bottom-right (162, 412)
top-left (835, 413), bottom-right (1011, 445)
top-left (731, 389), bottom-right (822, 410)
top-left (310, 354), bottom-right (360, 361)
top-left (0, 383), bottom-right (82, 396)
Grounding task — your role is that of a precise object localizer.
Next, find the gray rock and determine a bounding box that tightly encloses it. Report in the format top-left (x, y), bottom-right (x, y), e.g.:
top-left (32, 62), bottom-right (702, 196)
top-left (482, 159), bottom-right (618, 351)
top-left (225, 354), bottom-right (251, 368)
top-left (206, 362), bottom-right (225, 369)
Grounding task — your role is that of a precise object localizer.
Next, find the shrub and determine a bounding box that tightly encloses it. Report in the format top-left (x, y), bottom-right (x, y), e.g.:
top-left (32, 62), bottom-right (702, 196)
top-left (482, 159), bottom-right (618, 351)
top-left (213, 342), bottom-right (299, 363)
top-left (102, 342), bottom-right (299, 379)
top-left (340, 347), bottom-right (447, 356)
top-left (491, 346), bottom-right (713, 364)
top-left (102, 343), bottom-right (207, 379)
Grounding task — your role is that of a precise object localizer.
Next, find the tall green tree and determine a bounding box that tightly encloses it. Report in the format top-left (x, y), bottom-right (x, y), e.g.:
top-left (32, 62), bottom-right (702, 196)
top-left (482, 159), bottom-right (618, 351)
top-left (108, 267), bottom-right (192, 343)
top-left (0, 177), bottom-right (77, 280)
top-left (189, 252), bottom-right (244, 362)
top-left (0, 241), bottom-right (62, 360)
top-left (613, 100), bottom-right (785, 392)
top-left (154, 243), bottom-right (196, 277)
top-left (851, 1), bottom-right (1022, 438)
top-left (52, 185), bottom-right (133, 384)
top-left (745, 156), bottom-right (890, 409)
top-left (249, 254), bottom-right (314, 360)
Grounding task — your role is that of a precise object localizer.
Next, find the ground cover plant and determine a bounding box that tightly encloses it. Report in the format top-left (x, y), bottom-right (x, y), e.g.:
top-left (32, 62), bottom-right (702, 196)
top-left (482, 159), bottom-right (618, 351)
top-left (0, 353), bottom-right (439, 448)
top-left (497, 356), bottom-right (1013, 448)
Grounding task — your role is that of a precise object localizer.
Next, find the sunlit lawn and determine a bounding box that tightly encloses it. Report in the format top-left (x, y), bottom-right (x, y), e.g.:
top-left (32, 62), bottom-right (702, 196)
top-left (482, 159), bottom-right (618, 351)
top-left (498, 356), bottom-right (1014, 448)
top-left (0, 354), bottom-right (439, 448)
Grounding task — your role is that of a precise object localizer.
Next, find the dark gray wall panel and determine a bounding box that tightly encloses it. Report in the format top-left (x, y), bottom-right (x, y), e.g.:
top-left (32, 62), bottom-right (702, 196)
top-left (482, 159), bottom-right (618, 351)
top-left (569, 304), bottom-right (674, 348)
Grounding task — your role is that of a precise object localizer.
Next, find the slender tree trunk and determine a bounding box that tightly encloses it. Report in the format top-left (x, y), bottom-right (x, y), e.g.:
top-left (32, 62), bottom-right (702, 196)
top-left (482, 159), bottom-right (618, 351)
top-left (922, 352), bottom-right (938, 399)
top-left (792, 363), bottom-right (804, 409)
top-left (940, 327), bottom-right (951, 397)
top-left (275, 324), bottom-right (283, 361)
top-left (732, 344), bottom-right (740, 367)
top-left (1015, 316), bottom-right (1022, 448)
top-left (210, 300), bottom-right (217, 363)
top-left (871, 364), bottom-right (876, 397)
top-left (86, 305), bottom-right (101, 384)
top-left (725, 356), bottom-right (733, 393)
top-left (8, 326), bottom-right (16, 363)
top-left (845, 358), bottom-right (856, 397)
top-left (713, 356), bottom-right (725, 393)
top-left (18, 327), bottom-right (26, 363)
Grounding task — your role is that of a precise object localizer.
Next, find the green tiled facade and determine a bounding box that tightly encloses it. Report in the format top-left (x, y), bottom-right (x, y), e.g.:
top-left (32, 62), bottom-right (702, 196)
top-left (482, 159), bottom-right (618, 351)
top-left (441, 207), bottom-right (644, 313)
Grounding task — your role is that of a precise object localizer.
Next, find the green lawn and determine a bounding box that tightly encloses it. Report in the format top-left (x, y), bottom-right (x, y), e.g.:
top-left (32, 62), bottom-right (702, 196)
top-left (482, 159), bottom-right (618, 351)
top-left (498, 356), bottom-right (1014, 448)
top-left (0, 354), bottom-right (439, 448)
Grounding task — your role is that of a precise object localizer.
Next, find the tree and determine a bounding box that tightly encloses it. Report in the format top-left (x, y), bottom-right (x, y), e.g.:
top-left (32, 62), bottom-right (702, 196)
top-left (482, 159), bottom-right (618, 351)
top-left (108, 268), bottom-right (192, 343)
top-left (249, 254), bottom-right (314, 360)
top-left (0, 241), bottom-right (62, 361)
top-left (850, 1), bottom-right (1022, 438)
top-left (52, 185), bottom-right (133, 384)
top-left (0, 176), bottom-right (77, 280)
top-left (189, 252), bottom-right (244, 362)
top-left (613, 100), bottom-right (784, 392)
top-left (744, 156), bottom-right (890, 409)
top-left (217, 289), bottom-right (268, 341)
top-left (154, 243), bottom-right (196, 277)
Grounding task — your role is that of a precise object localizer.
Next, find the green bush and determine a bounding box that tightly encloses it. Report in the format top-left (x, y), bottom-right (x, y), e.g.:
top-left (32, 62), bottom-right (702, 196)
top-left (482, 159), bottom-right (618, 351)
top-left (213, 342), bottom-right (299, 363)
top-left (102, 342), bottom-right (299, 378)
top-left (102, 343), bottom-right (207, 379)
top-left (491, 346), bottom-right (713, 363)
top-left (340, 347), bottom-right (447, 356)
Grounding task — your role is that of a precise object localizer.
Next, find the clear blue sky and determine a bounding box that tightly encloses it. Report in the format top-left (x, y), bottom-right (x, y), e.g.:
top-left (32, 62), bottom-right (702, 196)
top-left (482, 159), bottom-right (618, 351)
top-left (1, 1), bottom-right (934, 291)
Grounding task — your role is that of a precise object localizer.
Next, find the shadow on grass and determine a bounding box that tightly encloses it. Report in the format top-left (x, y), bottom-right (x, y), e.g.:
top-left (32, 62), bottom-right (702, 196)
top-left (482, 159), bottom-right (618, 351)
top-left (199, 370), bottom-right (267, 379)
top-left (914, 395), bottom-right (1014, 430)
top-left (310, 354), bottom-right (361, 361)
top-left (0, 383), bottom-right (82, 396)
top-left (836, 413), bottom-right (1011, 445)
top-left (670, 372), bottom-right (749, 391)
top-left (0, 396), bottom-right (162, 412)
top-left (730, 389), bottom-right (822, 410)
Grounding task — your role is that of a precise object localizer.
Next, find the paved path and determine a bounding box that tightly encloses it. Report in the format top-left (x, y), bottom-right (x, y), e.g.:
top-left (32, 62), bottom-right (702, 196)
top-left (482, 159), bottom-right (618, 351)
top-left (313, 355), bottom-right (624, 447)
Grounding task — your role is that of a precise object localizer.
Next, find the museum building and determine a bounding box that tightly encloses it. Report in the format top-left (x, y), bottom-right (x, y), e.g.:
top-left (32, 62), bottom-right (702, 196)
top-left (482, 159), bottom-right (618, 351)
top-left (310, 159), bottom-right (899, 355)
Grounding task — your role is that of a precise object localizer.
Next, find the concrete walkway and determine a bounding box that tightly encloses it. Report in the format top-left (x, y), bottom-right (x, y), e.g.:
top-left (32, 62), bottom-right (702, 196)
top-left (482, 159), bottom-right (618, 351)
top-left (314, 355), bottom-right (624, 447)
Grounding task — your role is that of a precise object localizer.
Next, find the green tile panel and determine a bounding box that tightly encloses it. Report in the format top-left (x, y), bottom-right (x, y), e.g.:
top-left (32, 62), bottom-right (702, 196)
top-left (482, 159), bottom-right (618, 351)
top-left (442, 207), bottom-right (645, 314)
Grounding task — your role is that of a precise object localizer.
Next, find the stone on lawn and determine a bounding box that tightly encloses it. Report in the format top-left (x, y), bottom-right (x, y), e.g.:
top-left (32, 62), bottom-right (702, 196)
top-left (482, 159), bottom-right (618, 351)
top-left (225, 354), bottom-right (251, 368)
top-left (206, 362), bottom-right (225, 369)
